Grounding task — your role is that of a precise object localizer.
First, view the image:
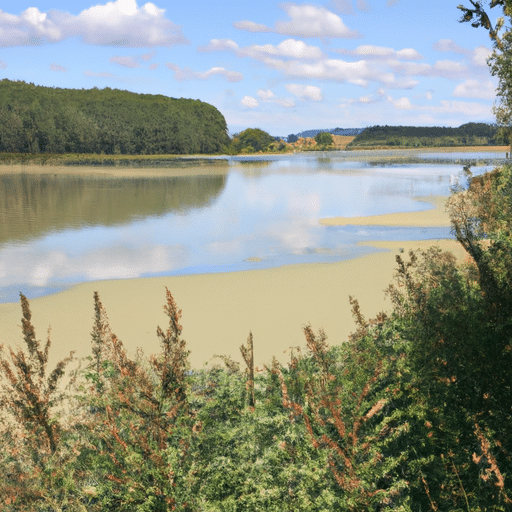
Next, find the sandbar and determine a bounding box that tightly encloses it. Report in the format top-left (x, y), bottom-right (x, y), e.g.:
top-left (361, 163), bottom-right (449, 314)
top-left (320, 195), bottom-right (451, 227)
top-left (0, 238), bottom-right (467, 371)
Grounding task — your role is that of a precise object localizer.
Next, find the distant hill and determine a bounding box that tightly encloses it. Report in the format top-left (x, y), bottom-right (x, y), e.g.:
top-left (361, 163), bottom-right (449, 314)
top-left (348, 123), bottom-right (507, 148)
top-left (0, 79), bottom-right (230, 155)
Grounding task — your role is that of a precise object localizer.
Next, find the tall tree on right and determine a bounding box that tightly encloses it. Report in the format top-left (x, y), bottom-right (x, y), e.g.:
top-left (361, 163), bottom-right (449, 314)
top-left (458, 0), bottom-right (512, 151)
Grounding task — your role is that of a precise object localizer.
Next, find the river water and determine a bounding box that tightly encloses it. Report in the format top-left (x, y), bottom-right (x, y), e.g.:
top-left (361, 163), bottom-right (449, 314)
top-left (0, 149), bottom-right (506, 303)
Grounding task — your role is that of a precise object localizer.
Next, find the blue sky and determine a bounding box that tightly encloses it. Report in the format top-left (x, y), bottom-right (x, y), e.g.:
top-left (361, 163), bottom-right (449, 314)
top-left (0, 0), bottom-right (500, 136)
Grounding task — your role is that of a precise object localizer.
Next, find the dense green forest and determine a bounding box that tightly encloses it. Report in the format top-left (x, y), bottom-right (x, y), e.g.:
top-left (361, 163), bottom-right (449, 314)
top-left (1, 161), bottom-right (511, 510)
top-left (348, 122), bottom-right (508, 148)
top-left (0, 80), bottom-right (230, 155)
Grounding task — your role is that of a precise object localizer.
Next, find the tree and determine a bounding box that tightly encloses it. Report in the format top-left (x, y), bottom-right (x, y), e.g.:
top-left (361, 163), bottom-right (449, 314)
top-left (230, 128), bottom-right (274, 153)
top-left (314, 132), bottom-right (334, 146)
top-left (458, 0), bottom-right (512, 152)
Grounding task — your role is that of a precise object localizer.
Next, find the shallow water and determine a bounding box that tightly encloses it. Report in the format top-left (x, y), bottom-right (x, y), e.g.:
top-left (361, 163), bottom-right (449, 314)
top-left (0, 150), bottom-right (503, 303)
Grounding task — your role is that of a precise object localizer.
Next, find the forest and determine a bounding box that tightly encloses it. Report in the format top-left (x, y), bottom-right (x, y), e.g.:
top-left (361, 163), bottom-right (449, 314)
top-left (0, 80), bottom-right (230, 155)
top-left (1, 161), bottom-right (511, 510)
top-left (347, 122), bottom-right (508, 148)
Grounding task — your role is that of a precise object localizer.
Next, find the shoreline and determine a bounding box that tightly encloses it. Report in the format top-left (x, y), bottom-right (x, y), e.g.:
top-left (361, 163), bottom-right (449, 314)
top-left (320, 195), bottom-right (451, 227)
top-left (0, 144), bottom-right (507, 171)
top-left (0, 238), bottom-right (467, 371)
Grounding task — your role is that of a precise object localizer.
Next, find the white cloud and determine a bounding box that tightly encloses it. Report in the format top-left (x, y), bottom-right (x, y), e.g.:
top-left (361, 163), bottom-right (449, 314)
top-left (429, 100), bottom-right (492, 117)
top-left (241, 96), bottom-right (259, 108)
top-left (277, 98), bottom-right (296, 108)
top-left (255, 89), bottom-right (296, 108)
top-left (257, 89), bottom-right (276, 100)
top-left (396, 48), bottom-right (423, 60)
top-left (385, 93), bottom-right (493, 118)
top-left (337, 45), bottom-right (422, 60)
top-left (393, 97), bottom-right (412, 109)
top-left (234, 4), bottom-right (361, 39)
top-left (426, 91), bottom-right (432, 100)
top-left (233, 20), bottom-right (271, 33)
top-left (285, 84), bottom-right (323, 101)
top-left (432, 39), bottom-right (468, 55)
top-left (453, 79), bottom-right (496, 99)
top-left (240, 39), bottom-right (324, 61)
top-left (433, 39), bottom-right (492, 68)
top-left (0, 60), bottom-right (6, 69)
top-left (270, 58), bottom-right (417, 89)
top-left (110, 55), bottom-right (140, 67)
top-left (391, 59), bottom-right (469, 80)
top-left (198, 38), bottom-right (240, 52)
top-left (166, 63), bottom-right (243, 82)
top-left (472, 45), bottom-right (492, 67)
top-left (50, 63), bottom-right (67, 72)
top-left (0, 0), bottom-right (187, 47)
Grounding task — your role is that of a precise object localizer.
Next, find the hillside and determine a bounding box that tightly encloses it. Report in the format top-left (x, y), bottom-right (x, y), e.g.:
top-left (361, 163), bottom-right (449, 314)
top-left (0, 80), bottom-right (230, 155)
top-left (348, 122), bottom-right (506, 148)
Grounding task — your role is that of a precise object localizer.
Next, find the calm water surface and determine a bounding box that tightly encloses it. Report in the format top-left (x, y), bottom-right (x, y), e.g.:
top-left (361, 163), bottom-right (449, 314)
top-left (0, 150), bottom-right (505, 303)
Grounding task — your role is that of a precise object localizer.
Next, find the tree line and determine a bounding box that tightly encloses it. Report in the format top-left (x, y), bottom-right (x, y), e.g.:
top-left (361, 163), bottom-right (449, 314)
top-left (0, 80), bottom-right (230, 155)
top-left (348, 122), bottom-right (508, 148)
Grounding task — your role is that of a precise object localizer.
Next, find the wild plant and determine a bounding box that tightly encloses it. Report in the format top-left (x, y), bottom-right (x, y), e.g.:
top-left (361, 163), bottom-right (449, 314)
top-left (73, 287), bottom-right (196, 511)
top-left (0, 293), bottom-right (76, 510)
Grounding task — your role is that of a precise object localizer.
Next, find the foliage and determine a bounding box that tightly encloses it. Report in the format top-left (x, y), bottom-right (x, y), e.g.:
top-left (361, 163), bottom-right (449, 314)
top-left (0, 79), bottom-right (230, 155)
top-left (458, 0), bottom-right (512, 149)
top-left (2, 167), bottom-right (512, 509)
top-left (314, 132), bottom-right (334, 146)
top-left (348, 122), bottom-right (506, 148)
top-left (228, 128), bottom-right (275, 154)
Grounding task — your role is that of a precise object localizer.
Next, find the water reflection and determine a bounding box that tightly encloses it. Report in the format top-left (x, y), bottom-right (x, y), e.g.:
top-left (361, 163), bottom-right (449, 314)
top-left (0, 172), bottom-right (227, 244)
top-left (0, 152), bottom-right (500, 302)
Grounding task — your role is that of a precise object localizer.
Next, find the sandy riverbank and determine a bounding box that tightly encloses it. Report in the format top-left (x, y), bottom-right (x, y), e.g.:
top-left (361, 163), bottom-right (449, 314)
top-left (320, 195), bottom-right (451, 227)
top-left (0, 238), bottom-right (467, 371)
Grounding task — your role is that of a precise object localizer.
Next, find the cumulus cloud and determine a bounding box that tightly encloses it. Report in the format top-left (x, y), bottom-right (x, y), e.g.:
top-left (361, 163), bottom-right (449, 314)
top-left (201, 38), bottom-right (323, 61)
top-left (277, 98), bottom-right (296, 108)
top-left (391, 59), bottom-right (469, 80)
top-left (285, 84), bottom-right (323, 101)
top-left (393, 96), bottom-right (412, 109)
top-left (428, 100), bottom-right (492, 117)
top-left (385, 93), bottom-right (492, 118)
top-left (472, 46), bottom-right (492, 67)
top-left (233, 21), bottom-right (271, 33)
top-left (433, 39), bottom-right (492, 68)
top-left (110, 55), bottom-right (140, 67)
top-left (432, 39), bottom-right (468, 55)
top-left (337, 44), bottom-right (422, 60)
top-left (234, 4), bottom-right (361, 39)
top-left (241, 96), bottom-right (259, 108)
top-left (0, 60), bottom-right (6, 69)
top-left (268, 58), bottom-right (417, 89)
top-left (240, 39), bottom-right (324, 61)
top-left (50, 63), bottom-right (67, 72)
top-left (255, 89), bottom-right (296, 108)
top-left (165, 63), bottom-right (243, 82)
top-left (198, 38), bottom-right (240, 52)
top-left (257, 89), bottom-right (276, 100)
top-left (453, 79), bottom-right (496, 99)
top-left (0, 0), bottom-right (187, 47)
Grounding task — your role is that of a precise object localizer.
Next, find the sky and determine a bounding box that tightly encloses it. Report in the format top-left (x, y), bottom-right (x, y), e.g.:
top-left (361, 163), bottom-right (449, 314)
top-left (0, 0), bottom-right (502, 136)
